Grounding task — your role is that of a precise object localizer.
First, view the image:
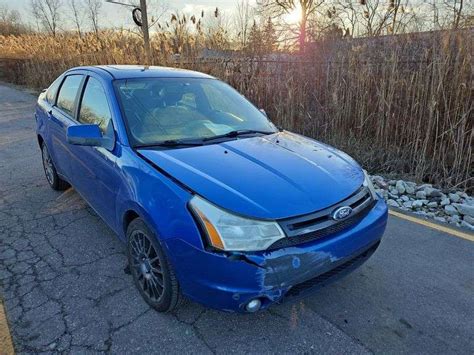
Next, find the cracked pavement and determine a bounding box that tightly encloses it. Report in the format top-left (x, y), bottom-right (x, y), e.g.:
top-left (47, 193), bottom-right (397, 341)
top-left (0, 83), bottom-right (473, 354)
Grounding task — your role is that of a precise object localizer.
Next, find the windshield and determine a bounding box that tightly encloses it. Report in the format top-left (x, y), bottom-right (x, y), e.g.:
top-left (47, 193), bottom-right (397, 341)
top-left (114, 77), bottom-right (277, 147)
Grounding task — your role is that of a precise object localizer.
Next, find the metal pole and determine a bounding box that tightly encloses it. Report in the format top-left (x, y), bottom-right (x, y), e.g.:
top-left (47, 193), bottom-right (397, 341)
top-left (140, 0), bottom-right (152, 66)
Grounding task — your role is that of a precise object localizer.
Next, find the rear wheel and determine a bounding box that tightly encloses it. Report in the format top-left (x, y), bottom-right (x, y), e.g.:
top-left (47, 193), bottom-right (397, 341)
top-left (41, 142), bottom-right (69, 191)
top-left (127, 218), bottom-right (182, 312)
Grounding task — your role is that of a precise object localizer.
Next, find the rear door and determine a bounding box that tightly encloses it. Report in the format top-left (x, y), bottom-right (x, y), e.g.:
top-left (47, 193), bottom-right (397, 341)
top-left (37, 75), bottom-right (62, 151)
top-left (49, 74), bottom-right (85, 180)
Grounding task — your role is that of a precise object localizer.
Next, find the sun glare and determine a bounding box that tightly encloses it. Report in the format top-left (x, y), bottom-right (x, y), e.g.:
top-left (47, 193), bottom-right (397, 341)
top-left (283, 4), bottom-right (302, 24)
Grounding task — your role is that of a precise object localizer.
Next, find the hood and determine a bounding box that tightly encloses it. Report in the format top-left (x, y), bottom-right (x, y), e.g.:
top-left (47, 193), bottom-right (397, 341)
top-left (138, 131), bottom-right (364, 220)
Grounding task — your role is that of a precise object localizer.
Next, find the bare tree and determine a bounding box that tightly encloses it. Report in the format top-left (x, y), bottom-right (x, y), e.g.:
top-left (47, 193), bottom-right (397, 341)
top-left (445, 0), bottom-right (464, 29)
top-left (68, 0), bottom-right (85, 38)
top-left (335, 0), bottom-right (359, 36)
top-left (235, 0), bottom-right (255, 49)
top-left (0, 4), bottom-right (28, 35)
top-left (30, 0), bottom-right (62, 36)
top-left (357, 0), bottom-right (406, 35)
top-left (257, 0), bottom-right (325, 53)
top-left (85, 0), bottom-right (101, 37)
top-left (390, 1), bottom-right (421, 34)
top-left (410, 0), bottom-right (473, 31)
top-left (357, 0), bottom-right (396, 36)
top-left (0, 5), bottom-right (20, 24)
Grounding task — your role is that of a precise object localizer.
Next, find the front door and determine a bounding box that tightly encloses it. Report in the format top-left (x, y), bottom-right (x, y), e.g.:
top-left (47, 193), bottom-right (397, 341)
top-left (67, 75), bottom-right (121, 228)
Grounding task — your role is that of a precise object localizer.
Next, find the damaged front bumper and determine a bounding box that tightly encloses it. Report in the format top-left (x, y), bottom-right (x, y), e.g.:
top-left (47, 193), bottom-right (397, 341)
top-left (165, 198), bottom-right (388, 312)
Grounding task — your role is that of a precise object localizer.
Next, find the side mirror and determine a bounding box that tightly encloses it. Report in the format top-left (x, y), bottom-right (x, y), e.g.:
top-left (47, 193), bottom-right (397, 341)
top-left (259, 108), bottom-right (268, 117)
top-left (67, 120), bottom-right (115, 151)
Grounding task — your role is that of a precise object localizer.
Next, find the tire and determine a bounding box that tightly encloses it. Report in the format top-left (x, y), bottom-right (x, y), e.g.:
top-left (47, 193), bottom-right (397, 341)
top-left (127, 218), bottom-right (182, 312)
top-left (41, 142), bottom-right (69, 191)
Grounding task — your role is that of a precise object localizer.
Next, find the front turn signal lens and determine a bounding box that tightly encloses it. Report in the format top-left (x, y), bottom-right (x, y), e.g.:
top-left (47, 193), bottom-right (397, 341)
top-left (193, 206), bottom-right (225, 250)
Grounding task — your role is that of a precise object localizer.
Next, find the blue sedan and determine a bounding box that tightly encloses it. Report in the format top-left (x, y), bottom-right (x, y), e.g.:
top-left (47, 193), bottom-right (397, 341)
top-left (35, 65), bottom-right (387, 313)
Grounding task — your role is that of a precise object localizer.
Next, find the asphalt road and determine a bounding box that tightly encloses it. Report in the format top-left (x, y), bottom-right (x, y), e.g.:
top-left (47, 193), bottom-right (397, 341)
top-left (0, 83), bottom-right (473, 354)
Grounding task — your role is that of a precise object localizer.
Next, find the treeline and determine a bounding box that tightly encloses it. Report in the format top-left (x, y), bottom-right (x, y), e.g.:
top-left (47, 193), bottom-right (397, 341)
top-left (1, 0), bottom-right (473, 53)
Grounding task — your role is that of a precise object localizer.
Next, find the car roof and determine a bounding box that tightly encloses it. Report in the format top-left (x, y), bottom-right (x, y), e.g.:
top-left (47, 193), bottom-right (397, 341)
top-left (67, 65), bottom-right (215, 80)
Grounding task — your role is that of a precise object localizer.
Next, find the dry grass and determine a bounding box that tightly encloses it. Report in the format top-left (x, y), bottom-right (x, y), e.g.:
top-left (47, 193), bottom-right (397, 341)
top-left (0, 30), bottom-right (472, 191)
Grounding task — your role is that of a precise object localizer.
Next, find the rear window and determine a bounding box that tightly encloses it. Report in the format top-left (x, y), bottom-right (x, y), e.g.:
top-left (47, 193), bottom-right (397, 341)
top-left (56, 75), bottom-right (83, 117)
top-left (46, 76), bottom-right (62, 104)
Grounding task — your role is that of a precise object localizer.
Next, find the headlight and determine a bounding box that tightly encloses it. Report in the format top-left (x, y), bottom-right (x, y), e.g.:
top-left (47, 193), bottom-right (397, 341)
top-left (363, 170), bottom-right (378, 200)
top-left (189, 196), bottom-right (285, 251)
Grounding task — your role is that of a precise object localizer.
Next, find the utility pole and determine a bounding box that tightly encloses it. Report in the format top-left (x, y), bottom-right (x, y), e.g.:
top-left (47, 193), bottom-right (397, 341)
top-left (105, 0), bottom-right (152, 65)
top-left (140, 0), bottom-right (152, 65)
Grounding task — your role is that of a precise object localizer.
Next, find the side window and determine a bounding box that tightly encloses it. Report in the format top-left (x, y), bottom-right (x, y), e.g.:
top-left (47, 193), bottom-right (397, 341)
top-left (57, 75), bottom-right (83, 117)
top-left (78, 77), bottom-right (112, 133)
top-left (46, 76), bottom-right (62, 104)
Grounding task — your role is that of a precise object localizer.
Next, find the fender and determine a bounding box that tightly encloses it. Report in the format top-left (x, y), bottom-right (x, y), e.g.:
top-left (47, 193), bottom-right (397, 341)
top-left (114, 148), bottom-right (201, 250)
top-left (117, 200), bottom-right (161, 241)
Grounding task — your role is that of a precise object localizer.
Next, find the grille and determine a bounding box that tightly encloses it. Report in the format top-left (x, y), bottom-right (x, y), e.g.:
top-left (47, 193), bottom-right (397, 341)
top-left (269, 186), bottom-right (374, 250)
top-left (283, 242), bottom-right (380, 299)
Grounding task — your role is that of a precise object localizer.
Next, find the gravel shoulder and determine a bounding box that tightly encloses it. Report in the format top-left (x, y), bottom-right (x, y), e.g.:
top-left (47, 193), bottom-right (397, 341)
top-left (370, 176), bottom-right (474, 231)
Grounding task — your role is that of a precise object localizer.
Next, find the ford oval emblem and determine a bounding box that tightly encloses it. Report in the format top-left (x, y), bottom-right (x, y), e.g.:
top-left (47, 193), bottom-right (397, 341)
top-left (332, 206), bottom-right (353, 221)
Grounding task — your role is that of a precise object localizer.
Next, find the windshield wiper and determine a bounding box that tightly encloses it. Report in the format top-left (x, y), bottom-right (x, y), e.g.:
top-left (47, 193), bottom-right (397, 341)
top-left (202, 129), bottom-right (275, 142)
top-left (135, 139), bottom-right (204, 149)
top-left (135, 130), bottom-right (275, 148)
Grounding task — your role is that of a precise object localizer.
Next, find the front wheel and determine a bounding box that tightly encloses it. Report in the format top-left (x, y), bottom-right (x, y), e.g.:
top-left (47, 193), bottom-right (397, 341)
top-left (41, 142), bottom-right (69, 191)
top-left (127, 218), bottom-right (182, 312)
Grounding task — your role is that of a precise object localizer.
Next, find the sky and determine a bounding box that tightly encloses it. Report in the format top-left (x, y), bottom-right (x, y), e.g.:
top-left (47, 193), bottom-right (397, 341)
top-left (1, 0), bottom-right (250, 30)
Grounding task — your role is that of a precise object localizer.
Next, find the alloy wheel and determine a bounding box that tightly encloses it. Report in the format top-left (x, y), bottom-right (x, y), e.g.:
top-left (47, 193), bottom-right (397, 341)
top-left (41, 144), bottom-right (54, 185)
top-left (129, 231), bottom-right (165, 302)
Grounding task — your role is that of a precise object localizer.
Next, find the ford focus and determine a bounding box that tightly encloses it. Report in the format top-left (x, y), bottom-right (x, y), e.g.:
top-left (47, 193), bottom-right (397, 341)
top-left (35, 65), bottom-right (388, 313)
